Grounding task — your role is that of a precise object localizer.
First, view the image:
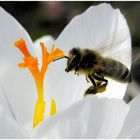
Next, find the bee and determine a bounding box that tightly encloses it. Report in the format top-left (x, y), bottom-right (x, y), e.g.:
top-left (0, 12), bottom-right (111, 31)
top-left (63, 48), bottom-right (132, 96)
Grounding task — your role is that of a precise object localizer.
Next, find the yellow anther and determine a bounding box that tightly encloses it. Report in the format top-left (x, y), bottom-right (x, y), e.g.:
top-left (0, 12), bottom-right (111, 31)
top-left (33, 99), bottom-right (45, 128)
top-left (50, 99), bottom-right (57, 116)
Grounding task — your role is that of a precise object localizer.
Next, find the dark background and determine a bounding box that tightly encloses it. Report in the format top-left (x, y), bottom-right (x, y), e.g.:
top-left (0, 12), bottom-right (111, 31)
top-left (0, 1), bottom-right (140, 102)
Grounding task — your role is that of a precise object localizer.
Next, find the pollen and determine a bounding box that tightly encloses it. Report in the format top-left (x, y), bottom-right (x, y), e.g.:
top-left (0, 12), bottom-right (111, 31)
top-left (14, 38), bottom-right (64, 128)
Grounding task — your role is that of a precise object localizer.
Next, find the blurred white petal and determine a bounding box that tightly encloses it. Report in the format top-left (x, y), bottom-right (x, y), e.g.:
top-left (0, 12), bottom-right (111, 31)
top-left (125, 80), bottom-right (140, 102)
top-left (118, 95), bottom-right (140, 138)
top-left (0, 105), bottom-right (28, 138)
top-left (0, 7), bottom-right (36, 128)
top-left (33, 96), bottom-right (129, 139)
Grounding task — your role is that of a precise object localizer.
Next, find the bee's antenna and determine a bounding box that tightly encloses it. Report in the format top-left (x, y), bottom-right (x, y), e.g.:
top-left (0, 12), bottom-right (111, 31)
top-left (53, 56), bottom-right (70, 62)
top-left (64, 56), bottom-right (70, 60)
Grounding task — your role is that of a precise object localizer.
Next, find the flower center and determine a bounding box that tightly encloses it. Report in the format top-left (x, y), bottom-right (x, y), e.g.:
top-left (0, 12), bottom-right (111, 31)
top-left (14, 38), bottom-right (64, 128)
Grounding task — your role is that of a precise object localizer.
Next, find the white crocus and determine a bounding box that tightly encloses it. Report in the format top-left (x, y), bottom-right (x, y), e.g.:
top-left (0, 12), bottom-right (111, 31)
top-left (0, 3), bottom-right (139, 139)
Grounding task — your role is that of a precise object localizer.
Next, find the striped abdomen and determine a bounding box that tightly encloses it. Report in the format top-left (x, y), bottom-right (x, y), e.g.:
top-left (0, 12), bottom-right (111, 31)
top-left (102, 58), bottom-right (131, 82)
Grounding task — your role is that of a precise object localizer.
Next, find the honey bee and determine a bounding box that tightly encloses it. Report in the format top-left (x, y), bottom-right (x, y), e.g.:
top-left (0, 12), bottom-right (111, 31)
top-left (63, 48), bottom-right (132, 96)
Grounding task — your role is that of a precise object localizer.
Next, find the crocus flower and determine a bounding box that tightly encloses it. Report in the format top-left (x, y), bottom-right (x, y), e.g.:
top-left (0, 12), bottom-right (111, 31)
top-left (0, 3), bottom-right (139, 139)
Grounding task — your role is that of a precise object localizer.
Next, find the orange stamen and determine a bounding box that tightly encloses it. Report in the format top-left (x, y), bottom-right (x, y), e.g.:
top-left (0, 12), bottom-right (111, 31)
top-left (15, 38), bottom-right (31, 57)
top-left (14, 38), bottom-right (64, 128)
top-left (40, 42), bottom-right (49, 78)
top-left (48, 44), bottom-right (64, 64)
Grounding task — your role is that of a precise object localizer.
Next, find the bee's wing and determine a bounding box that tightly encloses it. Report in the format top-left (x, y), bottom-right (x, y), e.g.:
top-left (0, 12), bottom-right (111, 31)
top-left (96, 29), bottom-right (130, 57)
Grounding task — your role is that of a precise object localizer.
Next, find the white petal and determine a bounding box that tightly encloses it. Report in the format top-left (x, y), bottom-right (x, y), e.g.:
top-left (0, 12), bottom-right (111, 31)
top-left (0, 84), bottom-right (17, 119)
top-left (0, 7), bottom-right (36, 128)
top-left (128, 127), bottom-right (140, 139)
top-left (55, 3), bottom-right (131, 99)
top-left (33, 96), bottom-right (129, 139)
top-left (0, 105), bottom-right (28, 138)
top-left (118, 95), bottom-right (140, 138)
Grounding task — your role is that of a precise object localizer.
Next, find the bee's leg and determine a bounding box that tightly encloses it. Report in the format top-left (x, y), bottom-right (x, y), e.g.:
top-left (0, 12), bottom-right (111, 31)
top-left (83, 74), bottom-right (98, 96)
top-left (89, 74), bottom-right (103, 87)
top-left (84, 86), bottom-right (97, 96)
top-left (86, 76), bottom-right (90, 83)
top-left (96, 81), bottom-right (102, 87)
top-left (92, 74), bottom-right (108, 85)
top-left (92, 74), bottom-right (108, 93)
top-left (88, 74), bottom-right (97, 87)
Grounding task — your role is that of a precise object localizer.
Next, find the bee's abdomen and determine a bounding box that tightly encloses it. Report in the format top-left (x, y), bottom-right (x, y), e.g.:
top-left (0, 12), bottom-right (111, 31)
top-left (103, 59), bottom-right (131, 83)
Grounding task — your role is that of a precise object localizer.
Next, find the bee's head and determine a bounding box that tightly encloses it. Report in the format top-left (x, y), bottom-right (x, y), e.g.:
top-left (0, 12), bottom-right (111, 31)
top-left (65, 48), bottom-right (81, 73)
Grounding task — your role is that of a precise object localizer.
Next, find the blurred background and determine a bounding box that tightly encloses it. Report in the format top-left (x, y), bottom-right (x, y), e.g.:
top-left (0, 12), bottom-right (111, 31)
top-left (0, 1), bottom-right (140, 102)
